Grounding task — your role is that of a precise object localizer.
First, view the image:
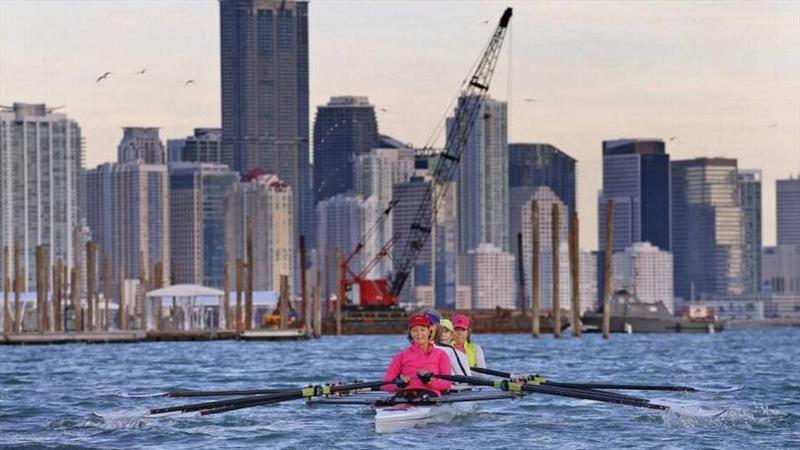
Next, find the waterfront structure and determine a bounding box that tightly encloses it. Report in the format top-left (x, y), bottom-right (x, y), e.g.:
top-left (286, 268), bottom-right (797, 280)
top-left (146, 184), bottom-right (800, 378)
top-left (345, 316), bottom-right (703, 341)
top-left (672, 158), bottom-right (745, 300)
top-left (738, 170), bottom-right (762, 293)
top-left (313, 96), bottom-right (379, 204)
top-left (226, 171), bottom-right (294, 292)
top-left (462, 243), bottom-right (516, 309)
top-left (598, 139), bottom-right (671, 253)
top-left (315, 194), bottom-right (364, 299)
top-left (612, 242), bottom-right (674, 313)
top-left (117, 127), bottom-right (165, 164)
top-left (776, 176), bottom-right (800, 246)
top-left (220, 0), bottom-right (312, 247)
top-left (762, 245), bottom-right (800, 294)
top-left (169, 163), bottom-right (238, 287)
top-left (86, 162), bottom-right (170, 283)
top-left (452, 95), bottom-right (509, 254)
top-left (171, 128), bottom-right (223, 164)
top-left (509, 143), bottom-right (576, 212)
top-left (353, 146), bottom-right (415, 278)
top-left (0, 103), bottom-right (83, 291)
top-left (519, 187), bottom-right (571, 312)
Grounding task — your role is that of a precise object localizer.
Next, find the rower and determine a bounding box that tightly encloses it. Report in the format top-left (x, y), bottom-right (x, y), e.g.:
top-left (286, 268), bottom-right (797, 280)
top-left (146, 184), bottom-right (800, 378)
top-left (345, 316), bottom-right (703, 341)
top-left (435, 319), bottom-right (471, 377)
top-left (382, 314), bottom-right (453, 397)
top-left (451, 314), bottom-right (486, 370)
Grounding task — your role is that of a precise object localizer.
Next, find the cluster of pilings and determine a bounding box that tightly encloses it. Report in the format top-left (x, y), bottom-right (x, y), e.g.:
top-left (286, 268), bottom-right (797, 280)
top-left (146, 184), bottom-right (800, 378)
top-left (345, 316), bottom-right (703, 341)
top-left (519, 199), bottom-right (615, 339)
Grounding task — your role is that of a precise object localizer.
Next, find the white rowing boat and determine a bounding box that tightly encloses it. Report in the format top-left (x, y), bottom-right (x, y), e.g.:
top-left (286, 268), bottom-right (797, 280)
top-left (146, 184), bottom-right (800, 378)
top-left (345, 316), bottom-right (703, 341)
top-left (312, 387), bottom-right (521, 433)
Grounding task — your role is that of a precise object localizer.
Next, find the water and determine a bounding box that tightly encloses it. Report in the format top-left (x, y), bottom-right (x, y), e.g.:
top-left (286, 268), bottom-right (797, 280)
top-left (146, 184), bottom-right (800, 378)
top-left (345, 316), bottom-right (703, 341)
top-left (1, 328), bottom-right (798, 449)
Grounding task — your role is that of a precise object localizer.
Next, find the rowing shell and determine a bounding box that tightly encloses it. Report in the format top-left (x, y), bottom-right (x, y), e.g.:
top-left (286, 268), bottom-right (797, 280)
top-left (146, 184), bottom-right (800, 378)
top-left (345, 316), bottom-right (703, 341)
top-left (311, 387), bottom-right (521, 433)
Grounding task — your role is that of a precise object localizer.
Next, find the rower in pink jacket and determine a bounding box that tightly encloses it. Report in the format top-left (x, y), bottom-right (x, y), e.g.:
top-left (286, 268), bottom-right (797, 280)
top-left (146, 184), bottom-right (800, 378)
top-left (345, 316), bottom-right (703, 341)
top-left (383, 314), bottom-right (453, 396)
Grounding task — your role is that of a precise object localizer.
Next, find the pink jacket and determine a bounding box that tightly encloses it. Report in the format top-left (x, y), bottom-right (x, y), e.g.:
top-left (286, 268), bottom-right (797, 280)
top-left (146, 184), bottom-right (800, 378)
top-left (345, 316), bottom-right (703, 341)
top-left (382, 342), bottom-right (453, 395)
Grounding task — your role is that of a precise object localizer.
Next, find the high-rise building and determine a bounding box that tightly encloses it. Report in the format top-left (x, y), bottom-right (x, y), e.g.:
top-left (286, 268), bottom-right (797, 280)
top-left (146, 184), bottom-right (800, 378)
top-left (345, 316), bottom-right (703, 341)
top-left (117, 127), bottom-right (165, 164)
top-left (738, 170), bottom-right (762, 294)
top-left (220, 0), bottom-right (311, 248)
top-left (169, 163), bottom-right (238, 287)
top-left (86, 162), bottom-right (170, 284)
top-left (313, 96), bottom-right (379, 204)
top-left (452, 95), bottom-right (508, 255)
top-left (598, 139), bottom-right (671, 253)
top-left (392, 176), bottom-right (433, 305)
top-left (0, 103), bottom-right (83, 291)
top-left (580, 251), bottom-right (598, 313)
top-left (172, 128), bottom-right (223, 164)
top-left (612, 242), bottom-right (674, 313)
top-left (315, 194), bottom-right (363, 300)
top-left (353, 146), bottom-right (415, 278)
top-left (509, 143), bottom-right (576, 212)
top-left (776, 176), bottom-right (800, 247)
top-left (672, 158), bottom-right (745, 300)
top-left (463, 243), bottom-right (516, 309)
top-left (762, 245), bottom-right (800, 294)
top-left (519, 187), bottom-right (571, 312)
top-left (226, 171), bottom-right (293, 292)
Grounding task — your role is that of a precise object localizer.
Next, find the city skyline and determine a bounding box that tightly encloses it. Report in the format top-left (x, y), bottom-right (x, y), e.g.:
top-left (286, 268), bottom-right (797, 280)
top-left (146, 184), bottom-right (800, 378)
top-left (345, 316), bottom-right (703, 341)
top-left (1, 1), bottom-right (798, 249)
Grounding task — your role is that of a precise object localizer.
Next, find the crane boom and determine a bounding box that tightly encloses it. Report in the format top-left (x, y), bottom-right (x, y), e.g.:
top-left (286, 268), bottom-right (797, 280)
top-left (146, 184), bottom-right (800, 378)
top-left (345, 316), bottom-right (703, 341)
top-left (389, 7), bottom-right (513, 297)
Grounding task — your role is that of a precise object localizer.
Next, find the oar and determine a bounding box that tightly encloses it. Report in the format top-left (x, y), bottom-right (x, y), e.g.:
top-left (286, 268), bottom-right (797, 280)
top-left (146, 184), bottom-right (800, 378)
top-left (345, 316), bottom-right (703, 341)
top-left (165, 388), bottom-right (292, 398)
top-left (430, 373), bottom-right (669, 411)
top-left (473, 367), bottom-right (706, 392)
top-left (149, 380), bottom-right (390, 416)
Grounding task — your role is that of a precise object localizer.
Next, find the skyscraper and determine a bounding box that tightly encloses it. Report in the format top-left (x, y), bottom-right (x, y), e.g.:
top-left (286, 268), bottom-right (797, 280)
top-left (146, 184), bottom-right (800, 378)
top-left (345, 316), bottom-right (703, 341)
top-left (463, 243), bottom-right (516, 309)
top-left (220, 0), bottom-right (311, 246)
top-left (776, 176), bottom-right (800, 247)
top-left (672, 158), bottom-right (745, 300)
top-left (117, 127), bottom-right (165, 164)
top-left (86, 162), bottom-right (170, 283)
top-left (0, 103), bottom-right (83, 291)
top-left (172, 128), bottom-right (223, 164)
top-left (392, 176), bottom-right (433, 305)
top-left (612, 242), bottom-right (674, 313)
top-left (452, 96), bottom-right (508, 255)
top-left (313, 96), bottom-right (379, 204)
top-left (508, 143), bottom-right (576, 212)
top-left (738, 170), bottom-right (762, 294)
top-left (598, 139), bottom-right (671, 253)
top-left (169, 163), bottom-right (239, 287)
top-left (315, 194), bottom-right (364, 300)
top-left (226, 171), bottom-right (293, 292)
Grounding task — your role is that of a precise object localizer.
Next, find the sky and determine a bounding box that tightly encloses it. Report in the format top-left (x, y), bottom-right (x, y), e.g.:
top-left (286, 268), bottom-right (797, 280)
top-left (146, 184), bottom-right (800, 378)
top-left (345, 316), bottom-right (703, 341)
top-left (1, 0), bottom-right (798, 249)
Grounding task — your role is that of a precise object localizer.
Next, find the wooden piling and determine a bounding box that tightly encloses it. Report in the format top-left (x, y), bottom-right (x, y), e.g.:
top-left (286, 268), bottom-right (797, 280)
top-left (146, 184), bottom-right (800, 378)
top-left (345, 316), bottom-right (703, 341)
top-left (86, 242), bottom-right (95, 331)
top-left (54, 259), bottom-right (62, 332)
top-left (279, 274), bottom-right (289, 330)
top-left (102, 256), bottom-right (110, 331)
top-left (36, 246), bottom-right (43, 332)
top-left (13, 242), bottom-right (22, 333)
top-left (42, 248), bottom-right (51, 332)
top-left (138, 251), bottom-right (147, 331)
top-left (235, 258), bottom-right (243, 332)
top-left (569, 212), bottom-right (581, 337)
top-left (2, 246), bottom-right (9, 333)
top-left (119, 267), bottom-right (127, 331)
top-left (516, 232), bottom-right (527, 316)
top-left (335, 248), bottom-right (342, 336)
top-left (603, 200), bottom-right (615, 339)
top-left (299, 236), bottom-right (309, 335)
top-left (324, 245), bottom-right (331, 316)
top-left (531, 201), bottom-right (540, 338)
top-left (245, 218), bottom-right (253, 331)
top-left (223, 261), bottom-right (231, 330)
top-left (313, 270), bottom-right (322, 338)
top-left (71, 266), bottom-right (81, 331)
top-left (551, 204), bottom-right (561, 338)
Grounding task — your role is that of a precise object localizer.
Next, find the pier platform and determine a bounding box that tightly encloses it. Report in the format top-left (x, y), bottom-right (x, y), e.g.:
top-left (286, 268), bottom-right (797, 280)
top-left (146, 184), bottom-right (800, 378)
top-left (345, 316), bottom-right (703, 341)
top-left (1, 329), bottom-right (311, 345)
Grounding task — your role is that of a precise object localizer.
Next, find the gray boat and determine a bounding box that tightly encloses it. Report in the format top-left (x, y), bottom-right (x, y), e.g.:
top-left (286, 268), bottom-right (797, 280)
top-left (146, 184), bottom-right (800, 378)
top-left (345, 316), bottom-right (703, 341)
top-left (582, 290), bottom-right (723, 334)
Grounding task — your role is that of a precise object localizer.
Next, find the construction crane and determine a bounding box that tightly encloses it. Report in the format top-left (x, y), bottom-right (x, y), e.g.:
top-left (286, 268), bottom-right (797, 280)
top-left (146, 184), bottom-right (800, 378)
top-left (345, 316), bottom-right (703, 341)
top-left (339, 7), bottom-right (513, 309)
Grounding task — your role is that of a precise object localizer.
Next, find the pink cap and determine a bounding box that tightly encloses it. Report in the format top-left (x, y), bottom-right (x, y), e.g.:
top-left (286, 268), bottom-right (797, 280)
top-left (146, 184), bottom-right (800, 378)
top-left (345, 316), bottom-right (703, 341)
top-left (452, 314), bottom-right (471, 329)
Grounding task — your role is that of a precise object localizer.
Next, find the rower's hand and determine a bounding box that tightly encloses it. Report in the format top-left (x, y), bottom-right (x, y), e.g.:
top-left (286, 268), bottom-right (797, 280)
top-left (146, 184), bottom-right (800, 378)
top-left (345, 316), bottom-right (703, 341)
top-left (417, 371), bottom-right (433, 384)
top-left (394, 375), bottom-right (410, 389)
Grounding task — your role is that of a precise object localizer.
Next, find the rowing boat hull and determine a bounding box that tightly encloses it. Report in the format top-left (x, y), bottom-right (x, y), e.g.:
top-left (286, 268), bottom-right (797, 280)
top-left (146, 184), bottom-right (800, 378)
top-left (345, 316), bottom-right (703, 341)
top-left (374, 401), bottom-right (478, 433)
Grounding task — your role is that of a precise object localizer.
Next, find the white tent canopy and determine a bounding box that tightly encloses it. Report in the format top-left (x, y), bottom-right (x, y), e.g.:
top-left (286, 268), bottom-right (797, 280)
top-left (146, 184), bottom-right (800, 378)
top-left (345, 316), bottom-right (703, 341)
top-left (146, 284), bottom-right (224, 298)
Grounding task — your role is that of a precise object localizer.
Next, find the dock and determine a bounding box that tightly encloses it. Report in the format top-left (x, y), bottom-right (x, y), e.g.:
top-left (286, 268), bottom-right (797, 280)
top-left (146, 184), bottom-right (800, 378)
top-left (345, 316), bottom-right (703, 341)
top-left (1, 329), bottom-right (311, 345)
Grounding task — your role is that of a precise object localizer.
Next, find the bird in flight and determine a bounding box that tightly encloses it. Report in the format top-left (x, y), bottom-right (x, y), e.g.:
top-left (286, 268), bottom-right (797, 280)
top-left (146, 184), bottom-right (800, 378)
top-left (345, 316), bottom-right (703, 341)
top-left (668, 136), bottom-right (677, 141)
top-left (135, 69), bottom-right (147, 76)
top-left (96, 72), bottom-right (111, 83)
top-left (184, 79), bottom-right (195, 87)
top-left (481, 19), bottom-right (490, 25)
top-left (523, 98), bottom-right (536, 103)
top-left (769, 122), bottom-right (778, 128)
top-left (378, 108), bottom-right (388, 112)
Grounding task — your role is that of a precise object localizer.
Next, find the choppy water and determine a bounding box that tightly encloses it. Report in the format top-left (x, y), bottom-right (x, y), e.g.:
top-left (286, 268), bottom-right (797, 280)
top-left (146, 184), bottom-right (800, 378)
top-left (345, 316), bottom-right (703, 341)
top-left (1, 328), bottom-right (798, 449)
